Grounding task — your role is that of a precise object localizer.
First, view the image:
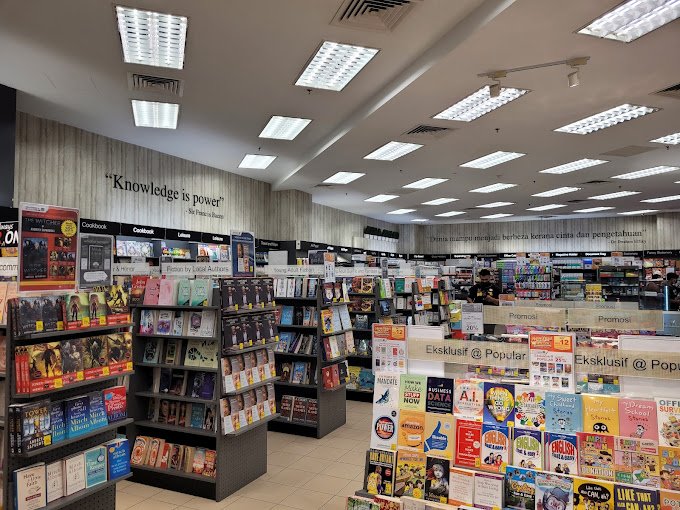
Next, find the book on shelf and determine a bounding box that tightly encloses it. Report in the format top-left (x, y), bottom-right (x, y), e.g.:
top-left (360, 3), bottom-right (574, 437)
top-left (365, 448), bottom-right (396, 496)
top-left (46, 460), bottom-right (63, 504)
top-left (84, 445), bottom-right (108, 488)
top-left (105, 438), bottom-right (131, 479)
top-left (63, 452), bottom-right (87, 496)
top-left (103, 385), bottom-right (127, 422)
top-left (14, 462), bottom-right (47, 510)
top-left (129, 436), bottom-right (216, 478)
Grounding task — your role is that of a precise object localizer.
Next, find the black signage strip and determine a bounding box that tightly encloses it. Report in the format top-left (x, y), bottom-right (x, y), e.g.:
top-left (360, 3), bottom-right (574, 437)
top-left (338, 246), bottom-right (351, 253)
top-left (119, 222), bottom-right (166, 239)
top-left (551, 252), bottom-right (581, 258)
top-left (80, 218), bottom-right (121, 236)
top-left (201, 232), bottom-right (230, 244)
top-left (352, 248), bottom-right (366, 255)
top-left (450, 254), bottom-right (473, 259)
top-left (644, 250), bottom-right (680, 257)
top-left (0, 206), bottom-right (18, 222)
top-left (256, 239), bottom-right (281, 250)
top-left (165, 228), bottom-right (202, 242)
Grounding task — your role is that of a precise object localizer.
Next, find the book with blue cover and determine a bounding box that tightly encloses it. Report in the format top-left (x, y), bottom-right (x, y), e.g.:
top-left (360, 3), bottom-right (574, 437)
top-left (84, 445), bottom-right (108, 488)
top-left (50, 402), bottom-right (66, 444)
top-left (105, 438), bottom-right (131, 479)
top-left (65, 395), bottom-right (90, 438)
top-left (88, 391), bottom-right (109, 429)
top-left (190, 403), bottom-right (205, 428)
top-left (545, 392), bottom-right (582, 433)
top-left (280, 306), bottom-right (294, 325)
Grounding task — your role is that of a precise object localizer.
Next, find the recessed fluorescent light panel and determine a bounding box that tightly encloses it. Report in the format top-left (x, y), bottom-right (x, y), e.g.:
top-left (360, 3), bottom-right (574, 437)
top-left (618, 209), bottom-right (659, 215)
top-left (651, 132), bottom-right (680, 145)
top-left (539, 159), bottom-right (608, 174)
top-left (527, 204), bottom-right (567, 211)
top-left (422, 198), bottom-right (458, 205)
top-left (481, 213), bottom-right (514, 219)
top-left (578, 0), bottom-right (680, 43)
top-left (323, 171), bottom-right (365, 184)
top-left (238, 154), bottom-right (277, 169)
top-left (461, 151), bottom-right (525, 169)
top-left (612, 166), bottom-right (680, 179)
top-left (470, 183), bottom-right (517, 193)
top-left (476, 202), bottom-right (515, 208)
top-left (387, 209), bottom-right (416, 215)
top-left (555, 104), bottom-right (659, 135)
top-left (364, 141), bottom-right (423, 161)
top-left (641, 195), bottom-right (680, 203)
top-left (115, 6), bottom-right (188, 69)
top-left (589, 191), bottom-right (640, 200)
top-left (574, 207), bottom-right (616, 213)
top-left (411, 219), bottom-right (428, 222)
top-left (436, 211), bottom-right (466, 217)
top-left (259, 116), bottom-right (311, 140)
top-left (532, 187), bottom-right (582, 197)
top-left (131, 100), bottom-right (179, 129)
top-left (403, 178), bottom-right (448, 189)
top-left (365, 194), bottom-right (399, 203)
top-left (433, 85), bottom-right (529, 122)
top-left (295, 41), bottom-right (379, 91)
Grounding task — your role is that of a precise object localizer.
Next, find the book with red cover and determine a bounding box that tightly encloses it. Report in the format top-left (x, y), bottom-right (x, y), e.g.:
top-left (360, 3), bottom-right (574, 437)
top-left (331, 364), bottom-right (340, 387)
top-left (129, 276), bottom-right (149, 306)
top-left (322, 366), bottom-right (333, 388)
top-left (455, 419), bottom-right (482, 469)
top-left (103, 385), bottom-right (127, 422)
top-left (143, 279), bottom-right (161, 306)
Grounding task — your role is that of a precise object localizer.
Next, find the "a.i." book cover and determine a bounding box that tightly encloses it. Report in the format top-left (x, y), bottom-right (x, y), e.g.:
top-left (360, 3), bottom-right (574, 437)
top-left (545, 392), bottom-right (582, 433)
top-left (454, 378), bottom-right (484, 421)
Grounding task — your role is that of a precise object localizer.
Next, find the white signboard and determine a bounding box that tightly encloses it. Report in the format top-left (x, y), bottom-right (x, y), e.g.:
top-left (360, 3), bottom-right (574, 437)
top-left (264, 265), bottom-right (324, 276)
top-left (0, 257), bottom-right (18, 278)
top-left (161, 262), bottom-right (232, 277)
top-left (461, 303), bottom-right (484, 334)
top-left (112, 262), bottom-right (160, 276)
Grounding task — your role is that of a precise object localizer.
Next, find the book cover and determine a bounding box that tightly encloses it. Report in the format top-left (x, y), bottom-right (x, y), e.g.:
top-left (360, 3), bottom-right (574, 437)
top-left (399, 374), bottom-right (427, 412)
top-left (614, 436), bottom-right (659, 487)
top-left (105, 438), bottom-right (131, 479)
top-left (88, 292), bottom-right (108, 326)
top-left (455, 419), bottom-right (482, 469)
top-left (394, 450), bottom-right (426, 498)
top-left (424, 412), bottom-right (454, 459)
top-left (365, 448), bottom-right (396, 496)
top-left (397, 410), bottom-right (426, 452)
top-left (146, 437), bottom-right (163, 467)
top-left (155, 310), bottom-right (173, 335)
top-left (480, 423), bottom-right (510, 473)
top-left (660, 446), bottom-right (680, 490)
top-left (536, 473), bottom-right (574, 510)
top-left (192, 448), bottom-right (206, 475)
top-left (425, 456), bottom-right (450, 503)
top-left (60, 338), bottom-right (84, 384)
top-left (27, 342), bottom-right (63, 392)
top-left (169, 370), bottom-right (187, 396)
top-left (320, 309), bottom-right (333, 334)
top-left (142, 338), bottom-right (162, 364)
top-left (449, 467), bottom-right (475, 506)
top-left (14, 462), bottom-right (46, 510)
top-left (454, 378), bottom-right (484, 420)
top-left (190, 403), bottom-right (205, 428)
top-left (158, 278), bottom-right (178, 306)
top-left (46, 461), bottom-right (63, 503)
top-left (483, 381), bottom-right (516, 427)
top-left (143, 278), bottom-right (161, 305)
top-left (172, 314), bottom-right (185, 336)
top-left (50, 402), bottom-right (66, 444)
top-left (103, 385), bottom-right (127, 422)
top-left (577, 432), bottom-right (615, 480)
top-left (65, 395), bottom-right (90, 439)
top-left (545, 392), bottom-right (583, 433)
top-left (88, 391), bottom-right (108, 428)
top-left (474, 471), bottom-right (505, 510)
top-left (203, 450), bottom-right (217, 478)
top-left (130, 436), bottom-right (149, 465)
top-left (106, 276), bottom-right (131, 323)
top-left (574, 478), bottom-right (614, 510)
top-left (619, 399), bottom-right (658, 441)
top-left (176, 279), bottom-right (192, 306)
top-left (515, 386), bottom-right (546, 430)
top-left (426, 377), bottom-right (454, 414)
top-left (163, 339), bottom-right (181, 365)
top-left (184, 338), bottom-right (218, 368)
top-left (660, 490), bottom-right (680, 510)
top-left (546, 432), bottom-right (579, 475)
top-left (190, 279), bottom-right (210, 306)
top-left (505, 466), bottom-right (536, 510)
top-left (513, 427), bottom-right (543, 470)
top-left (291, 397), bottom-right (308, 423)
top-left (21, 400), bottom-right (52, 451)
top-left (583, 394), bottom-right (620, 436)
top-left (63, 453), bottom-right (86, 496)
top-left (65, 292), bottom-right (89, 328)
top-left (82, 336), bottom-right (108, 379)
top-left (107, 332), bottom-right (133, 373)
top-left (656, 398), bottom-right (680, 447)
top-left (40, 295), bottom-right (64, 332)
top-left (129, 275), bottom-right (148, 306)
top-left (84, 445), bottom-right (107, 488)
top-left (614, 484), bottom-right (658, 510)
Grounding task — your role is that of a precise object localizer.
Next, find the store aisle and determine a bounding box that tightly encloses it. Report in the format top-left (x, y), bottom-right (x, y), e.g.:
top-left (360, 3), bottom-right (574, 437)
top-left (116, 399), bottom-right (372, 510)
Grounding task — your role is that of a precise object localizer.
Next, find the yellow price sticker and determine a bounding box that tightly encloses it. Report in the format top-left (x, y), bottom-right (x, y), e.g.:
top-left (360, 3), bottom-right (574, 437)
top-left (35, 320), bottom-right (44, 332)
top-left (61, 219), bottom-right (77, 237)
top-left (56, 321), bottom-right (64, 330)
top-left (272, 300), bottom-right (276, 307)
top-left (126, 362), bottom-right (133, 371)
top-left (76, 371), bottom-right (84, 381)
top-left (82, 317), bottom-right (90, 327)
top-left (54, 378), bottom-right (63, 388)
top-left (102, 367), bottom-right (110, 376)
top-left (99, 316), bottom-right (107, 325)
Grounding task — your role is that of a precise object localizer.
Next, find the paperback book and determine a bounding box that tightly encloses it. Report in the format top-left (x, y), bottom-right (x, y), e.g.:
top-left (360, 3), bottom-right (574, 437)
top-left (394, 450), bottom-right (425, 498)
top-left (578, 431), bottom-right (615, 480)
top-left (505, 466), bottom-right (536, 510)
top-left (365, 448), bottom-right (396, 496)
top-left (536, 473), bottom-right (574, 510)
top-left (424, 456), bottom-right (450, 503)
top-left (545, 432), bottom-right (579, 475)
top-left (454, 378), bottom-right (484, 421)
top-left (513, 427), bottom-right (543, 470)
top-left (483, 381), bottom-right (515, 427)
top-left (545, 392), bottom-right (583, 433)
top-left (480, 422), bottom-right (510, 473)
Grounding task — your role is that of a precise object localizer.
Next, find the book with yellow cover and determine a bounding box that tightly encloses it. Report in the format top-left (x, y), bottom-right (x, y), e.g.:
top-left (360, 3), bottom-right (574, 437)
top-left (397, 409), bottom-right (426, 452)
top-left (574, 477), bottom-right (614, 510)
top-left (423, 412), bottom-right (455, 460)
top-left (583, 394), bottom-right (620, 436)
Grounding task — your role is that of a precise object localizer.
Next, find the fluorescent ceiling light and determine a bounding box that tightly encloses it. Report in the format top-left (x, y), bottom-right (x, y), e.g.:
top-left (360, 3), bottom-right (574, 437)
top-left (295, 41), bottom-right (379, 92)
top-left (618, 209), bottom-right (659, 215)
top-left (387, 209), bottom-right (416, 215)
top-left (527, 204), bottom-right (567, 211)
top-left (323, 171), bottom-right (365, 184)
top-left (476, 202), bottom-right (514, 208)
top-left (403, 177), bottom-right (448, 189)
top-left (433, 85), bottom-right (529, 122)
top-left (612, 166), bottom-right (680, 179)
top-left (115, 6), bottom-right (188, 69)
top-left (532, 187), bottom-right (582, 197)
top-left (651, 132), bottom-right (680, 145)
top-left (436, 211), bottom-right (466, 217)
top-left (364, 141), bottom-right (423, 161)
top-left (554, 104), bottom-right (659, 135)
top-left (470, 183), bottom-right (517, 193)
top-left (411, 219), bottom-right (428, 222)
top-left (641, 195), bottom-right (680, 203)
top-left (539, 158), bottom-right (608, 174)
top-left (365, 194), bottom-right (398, 203)
top-left (481, 213), bottom-right (514, 219)
top-left (259, 116), bottom-right (312, 140)
top-left (574, 207), bottom-right (616, 213)
top-left (589, 191), bottom-right (640, 200)
top-left (460, 151), bottom-right (525, 169)
top-left (422, 198), bottom-right (458, 205)
top-left (131, 100), bottom-right (179, 129)
top-left (578, 0), bottom-right (680, 43)
top-left (238, 154), bottom-right (276, 169)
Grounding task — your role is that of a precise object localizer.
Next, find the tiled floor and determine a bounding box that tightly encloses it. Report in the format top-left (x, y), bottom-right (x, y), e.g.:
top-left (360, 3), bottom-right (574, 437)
top-left (116, 400), bottom-right (372, 510)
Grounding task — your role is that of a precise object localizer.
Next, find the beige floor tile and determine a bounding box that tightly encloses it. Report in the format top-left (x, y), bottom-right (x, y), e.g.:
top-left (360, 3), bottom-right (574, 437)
top-left (224, 497), bottom-right (274, 510)
top-left (320, 437), bottom-right (361, 450)
top-left (332, 428), bottom-right (363, 439)
top-left (290, 456), bottom-right (332, 473)
top-left (280, 489), bottom-right (334, 510)
top-left (337, 449), bottom-right (367, 466)
top-left (117, 480), bottom-right (134, 489)
top-left (322, 496), bottom-right (348, 510)
top-left (321, 462), bottom-right (364, 480)
top-left (268, 451), bottom-right (304, 467)
top-left (236, 480), bottom-right (297, 503)
top-left (306, 445), bottom-right (350, 461)
top-left (350, 441), bottom-right (370, 453)
top-left (119, 482), bottom-right (164, 498)
top-left (127, 500), bottom-right (180, 510)
top-left (266, 463), bottom-right (287, 476)
top-left (303, 474), bottom-right (353, 495)
top-left (149, 489), bottom-right (195, 506)
top-left (338, 477), bottom-right (364, 496)
top-left (281, 441), bottom-right (319, 455)
top-left (181, 495), bottom-right (237, 510)
top-left (269, 467), bottom-right (317, 487)
top-left (115, 492), bottom-right (147, 510)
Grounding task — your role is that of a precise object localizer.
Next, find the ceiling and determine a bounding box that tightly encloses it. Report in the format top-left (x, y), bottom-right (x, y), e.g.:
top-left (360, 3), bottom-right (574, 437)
top-left (1, 0), bottom-right (680, 225)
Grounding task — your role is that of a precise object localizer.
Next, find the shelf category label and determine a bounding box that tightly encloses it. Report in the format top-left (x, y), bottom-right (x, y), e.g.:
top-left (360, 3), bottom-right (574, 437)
top-left (264, 264), bottom-right (324, 276)
top-left (112, 262), bottom-right (160, 276)
top-left (161, 262), bottom-right (232, 277)
top-left (565, 308), bottom-right (663, 330)
top-left (484, 305), bottom-right (567, 328)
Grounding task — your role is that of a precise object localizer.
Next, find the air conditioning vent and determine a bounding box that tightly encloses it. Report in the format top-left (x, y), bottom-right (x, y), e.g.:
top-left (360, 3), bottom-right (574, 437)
top-left (567, 199), bottom-right (588, 203)
top-left (404, 124), bottom-right (454, 139)
top-left (128, 73), bottom-right (184, 97)
top-left (654, 82), bottom-right (680, 100)
top-left (579, 180), bottom-right (610, 185)
top-left (601, 146), bottom-right (655, 157)
top-left (331, 0), bottom-right (422, 32)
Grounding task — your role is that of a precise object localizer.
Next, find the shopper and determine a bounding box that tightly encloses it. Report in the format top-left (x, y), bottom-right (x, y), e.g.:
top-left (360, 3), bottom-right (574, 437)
top-left (467, 269), bottom-right (500, 306)
top-left (667, 273), bottom-right (680, 310)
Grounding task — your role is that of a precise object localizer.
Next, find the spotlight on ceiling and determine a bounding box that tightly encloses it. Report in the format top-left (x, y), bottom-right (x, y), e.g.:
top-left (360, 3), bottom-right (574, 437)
top-left (568, 68), bottom-right (580, 87)
top-left (487, 71), bottom-right (506, 99)
top-left (489, 82), bottom-right (501, 98)
top-left (566, 57), bottom-right (588, 88)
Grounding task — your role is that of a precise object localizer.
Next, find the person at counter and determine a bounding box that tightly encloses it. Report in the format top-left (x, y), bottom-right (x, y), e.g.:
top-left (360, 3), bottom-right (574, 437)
top-left (467, 269), bottom-right (500, 306)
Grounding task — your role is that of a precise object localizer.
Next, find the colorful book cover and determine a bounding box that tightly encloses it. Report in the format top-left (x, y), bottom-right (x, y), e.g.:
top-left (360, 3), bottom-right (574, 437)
top-left (371, 372), bottom-right (400, 451)
top-left (505, 466), bottom-right (536, 510)
top-left (105, 276), bottom-right (131, 323)
top-left (365, 448), bottom-right (396, 496)
top-left (449, 467), bottom-right (475, 506)
top-left (583, 394), bottom-right (620, 436)
top-left (394, 450), bottom-right (426, 498)
top-left (618, 399), bottom-right (658, 441)
top-left (21, 400), bottom-right (52, 451)
top-left (46, 460), bottom-right (63, 503)
top-left (660, 446), bottom-right (680, 491)
top-left (88, 292), bottom-right (108, 326)
top-left (660, 490), bottom-right (680, 510)
top-left (577, 432), bottom-right (615, 480)
top-left (455, 419), bottom-right (482, 469)
top-left (426, 377), bottom-right (453, 414)
top-left (129, 275), bottom-right (148, 306)
top-left (513, 428), bottom-right (543, 470)
top-left (424, 412), bottom-right (454, 459)
top-left (84, 445), bottom-right (107, 488)
top-left (105, 438), bottom-right (130, 479)
top-left (155, 310), bottom-right (173, 335)
top-left (107, 332), bottom-right (133, 373)
top-left (483, 381), bottom-right (515, 427)
top-left (536, 473), bottom-right (574, 510)
top-left (425, 456), bottom-right (450, 503)
top-left (546, 392), bottom-right (583, 433)
top-left (515, 386), bottom-right (546, 430)
top-left (103, 385), bottom-right (127, 422)
top-left (26, 342), bottom-right (63, 392)
top-left (545, 432), bottom-right (578, 475)
top-left (82, 336), bottom-right (109, 379)
top-left (65, 292), bottom-right (90, 328)
top-left (481, 423), bottom-right (510, 473)
top-left (60, 338), bottom-right (84, 385)
top-left (574, 479), bottom-right (614, 510)
top-left (399, 374), bottom-right (427, 412)
top-left (614, 436), bottom-right (659, 487)
top-left (656, 398), bottom-right (680, 447)
top-left (474, 471), bottom-right (505, 510)
top-left (50, 402), bottom-right (66, 444)
top-left (176, 279), bottom-right (191, 306)
top-left (614, 485), bottom-right (659, 510)
top-left (143, 278), bottom-right (161, 305)
top-left (88, 391), bottom-right (109, 429)
top-left (189, 279), bottom-right (210, 306)
top-left (454, 378), bottom-right (484, 420)
top-left (397, 409), bottom-right (426, 452)
top-left (65, 395), bottom-right (90, 439)
top-left (130, 436), bottom-right (149, 465)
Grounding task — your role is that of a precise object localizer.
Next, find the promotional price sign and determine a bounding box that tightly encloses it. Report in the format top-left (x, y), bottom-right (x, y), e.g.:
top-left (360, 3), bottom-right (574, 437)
top-left (528, 331), bottom-right (575, 392)
top-left (323, 252), bottom-right (335, 283)
top-left (372, 324), bottom-right (407, 373)
top-left (461, 303), bottom-right (483, 334)
top-left (78, 233), bottom-right (113, 290)
top-left (230, 230), bottom-right (255, 277)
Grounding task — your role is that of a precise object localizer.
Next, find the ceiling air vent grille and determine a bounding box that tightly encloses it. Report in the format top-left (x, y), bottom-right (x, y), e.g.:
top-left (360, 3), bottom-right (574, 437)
top-left (128, 73), bottom-right (184, 97)
top-left (567, 199), bottom-right (588, 203)
top-left (601, 145), bottom-right (656, 157)
top-left (654, 82), bottom-right (680, 100)
top-left (404, 124), bottom-right (453, 139)
top-left (331, 0), bottom-right (422, 31)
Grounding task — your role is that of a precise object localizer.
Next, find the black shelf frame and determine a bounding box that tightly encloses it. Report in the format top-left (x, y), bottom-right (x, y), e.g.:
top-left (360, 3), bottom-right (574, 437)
top-left (222, 376), bottom-right (280, 396)
top-left (12, 371), bottom-right (134, 400)
top-left (14, 323), bottom-right (134, 342)
top-left (131, 464), bottom-right (216, 483)
top-left (134, 362), bottom-right (219, 373)
top-left (135, 420), bottom-right (218, 437)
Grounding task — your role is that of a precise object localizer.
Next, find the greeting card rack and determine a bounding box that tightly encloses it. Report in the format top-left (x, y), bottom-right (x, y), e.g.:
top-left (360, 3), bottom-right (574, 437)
top-left (269, 279), bottom-right (347, 438)
top-left (2, 313), bottom-right (134, 510)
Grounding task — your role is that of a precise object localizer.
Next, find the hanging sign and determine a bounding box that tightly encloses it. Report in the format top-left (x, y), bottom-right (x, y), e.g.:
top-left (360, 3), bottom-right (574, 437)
top-left (112, 262), bottom-right (160, 276)
top-left (264, 265), bottom-right (324, 276)
top-left (461, 303), bottom-right (484, 334)
top-left (161, 262), bottom-right (232, 277)
top-left (566, 308), bottom-right (662, 330)
top-left (484, 306), bottom-right (567, 328)
top-left (230, 230), bottom-right (255, 277)
top-left (78, 233), bottom-right (114, 289)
